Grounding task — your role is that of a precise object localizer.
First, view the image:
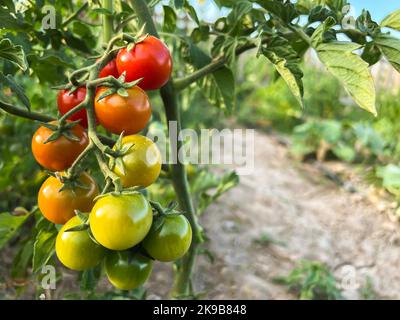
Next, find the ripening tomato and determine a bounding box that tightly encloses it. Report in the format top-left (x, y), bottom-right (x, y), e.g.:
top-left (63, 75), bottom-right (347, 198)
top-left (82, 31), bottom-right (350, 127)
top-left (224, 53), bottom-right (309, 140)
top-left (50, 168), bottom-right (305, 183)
top-left (98, 59), bottom-right (119, 78)
top-left (57, 87), bottom-right (88, 128)
top-left (143, 215), bottom-right (192, 262)
top-left (112, 135), bottom-right (161, 188)
top-left (105, 251), bottom-right (153, 290)
top-left (31, 121), bottom-right (89, 171)
top-left (89, 193), bottom-right (153, 251)
top-left (38, 172), bottom-right (99, 225)
top-left (56, 216), bottom-right (106, 271)
top-left (116, 36), bottom-right (172, 90)
top-left (94, 86), bottom-right (151, 135)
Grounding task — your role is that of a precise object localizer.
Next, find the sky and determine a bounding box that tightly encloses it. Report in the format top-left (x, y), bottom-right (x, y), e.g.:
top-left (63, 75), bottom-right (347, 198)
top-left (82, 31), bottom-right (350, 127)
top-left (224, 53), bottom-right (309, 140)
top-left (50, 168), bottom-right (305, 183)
top-left (190, 0), bottom-right (399, 22)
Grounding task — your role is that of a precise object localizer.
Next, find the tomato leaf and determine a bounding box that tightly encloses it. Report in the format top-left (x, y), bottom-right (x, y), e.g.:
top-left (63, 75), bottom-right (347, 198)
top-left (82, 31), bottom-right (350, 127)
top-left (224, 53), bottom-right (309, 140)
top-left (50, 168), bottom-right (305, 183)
top-left (373, 34), bottom-right (400, 73)
top-left (0, 211), bottom-right (31, 249)
top-left (312, 18), bottom-right (377, 115)
top-left (381, 9), bottom-right (400, 31)
top-left (32, 228), bottom-right (57, 273)
top-left (361, 42), bottom-right (382, 66)
top-left (163, 5), bottom-right (177, 33)
top-left (260, 35), bottom-right (304, 108)
top-left (79, 265), bottom-right (102, 293)
top-left (0, 73), bottom-right (31, 110)
top-left (0, 38), bottom-right (28, 71)
top-left (64, 224), bottom-right (89, 232)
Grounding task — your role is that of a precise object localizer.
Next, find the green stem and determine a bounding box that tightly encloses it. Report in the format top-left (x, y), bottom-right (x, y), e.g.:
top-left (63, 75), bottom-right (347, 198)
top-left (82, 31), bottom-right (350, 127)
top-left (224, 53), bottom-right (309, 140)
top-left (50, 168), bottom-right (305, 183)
top-left (129, 0), bottom-right (203, 298)
top-left (102, 0), bottom-right (114, 45)
top-left (62, 2), bottom-right (89, 28)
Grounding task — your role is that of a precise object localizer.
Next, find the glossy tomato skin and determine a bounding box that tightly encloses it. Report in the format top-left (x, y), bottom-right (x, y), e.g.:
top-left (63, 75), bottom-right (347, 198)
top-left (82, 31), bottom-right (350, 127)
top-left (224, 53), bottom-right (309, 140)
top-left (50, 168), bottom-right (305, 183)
top-left (89, 193), bottom-right (153, 250)
top-left (98, 59), bottom-right (119, 78)
top-left (38, 172), bottom-right (99, 225)
top-left (57, 87), bottom-right (88, 128)
top-left (112, 135), bottom-right (161, 188)
top-left (94, 86), bottom-right (151, 135)
top-left (31, 121), bottom-right (89, 171)
top-left (56, 216), bottom-right (106, 271)
top-left (116, 36), bottom-right (172, 91)
top-left (143, 215), bottom-right (192, 262)
top-left (105, 251), bottom-right (153, 290)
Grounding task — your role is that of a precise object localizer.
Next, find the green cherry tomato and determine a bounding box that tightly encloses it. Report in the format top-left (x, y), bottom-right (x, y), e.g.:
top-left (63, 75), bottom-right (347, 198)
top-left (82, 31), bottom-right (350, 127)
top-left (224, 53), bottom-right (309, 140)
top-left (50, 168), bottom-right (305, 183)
top-left (89, 193), bottom-right (153, 250)
top-left (143, 215), bottom-right (192, 262)
top-left (112, 135), bottom-right (162, 188)
top-left (56, 216), bottom-right (106, 271)
top-left (105, 251), bottom-right (153, 291)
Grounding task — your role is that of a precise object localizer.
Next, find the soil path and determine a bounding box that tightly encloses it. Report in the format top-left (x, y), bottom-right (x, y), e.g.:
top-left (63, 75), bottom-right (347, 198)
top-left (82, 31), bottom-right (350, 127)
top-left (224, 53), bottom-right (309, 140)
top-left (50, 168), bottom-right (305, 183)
top-left (148, 130), bottom-right (400, 300)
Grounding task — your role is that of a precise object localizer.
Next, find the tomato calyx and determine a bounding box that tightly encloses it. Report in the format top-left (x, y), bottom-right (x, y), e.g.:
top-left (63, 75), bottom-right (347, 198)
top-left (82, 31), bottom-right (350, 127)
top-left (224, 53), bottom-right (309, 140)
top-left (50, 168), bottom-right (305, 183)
top-left (150, 200), bottom-right (183, 219)
top-left (95, 73), bottom-right (144, 101)
top-left (126, 33), bottom-right (149, 52)
top-left (107, 133), bottom-right (135, 176)
top-left (45, 171), bottom-right (90, 194)
top-left (41, 120), bottom-right (83, 144)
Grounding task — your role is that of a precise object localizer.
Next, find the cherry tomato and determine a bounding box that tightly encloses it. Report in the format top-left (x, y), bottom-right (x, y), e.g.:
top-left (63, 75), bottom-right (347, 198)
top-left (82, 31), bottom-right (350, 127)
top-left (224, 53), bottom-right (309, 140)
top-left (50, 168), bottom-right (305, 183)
top-left (112, 135), bottom-right (161, 188)
top-left (89, 193), bottom-right (153, 250)
top-left (56, 216), bottom-right (106, 271)
top-left (116, 36), bottom-right (172, 91)
top-left (143, 215), bottom-right (192, 262)
top-left (57, 87), bottom-right (88, 128)
top-left (105, 251), bottom-right (153, 290)
top-left (31, 121), bottom-right (89, 171)
top-left (94, 86), bottom-right (151, 135)
top-left (98, 59), bottom-right (119, 79)
top-left (38, 172), bottom-right (99, 225)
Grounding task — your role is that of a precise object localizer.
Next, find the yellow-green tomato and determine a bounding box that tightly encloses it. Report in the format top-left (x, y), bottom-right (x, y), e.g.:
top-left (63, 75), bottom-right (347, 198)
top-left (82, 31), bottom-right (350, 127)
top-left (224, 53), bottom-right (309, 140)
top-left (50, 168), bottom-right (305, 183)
top-left (105, 251), bottom-right (153, 290)
top-left (56, 216), bottom-right (106, 271)
top-left (143, 215), bottom-right (192, 262)
top-left (112, 135), bottom-right (162, 188)
top-left (89, 193), bottom-right (153, 250)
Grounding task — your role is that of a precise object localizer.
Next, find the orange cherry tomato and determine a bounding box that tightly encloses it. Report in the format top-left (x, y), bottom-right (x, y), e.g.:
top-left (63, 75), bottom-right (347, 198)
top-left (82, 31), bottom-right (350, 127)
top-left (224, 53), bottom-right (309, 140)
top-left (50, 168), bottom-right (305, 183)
top-left (94, 86), bottom-right (151, 135)
top-left (31, 121), bottom-right (89, 171)
top-left (38, 172), bottom-right (99, 225)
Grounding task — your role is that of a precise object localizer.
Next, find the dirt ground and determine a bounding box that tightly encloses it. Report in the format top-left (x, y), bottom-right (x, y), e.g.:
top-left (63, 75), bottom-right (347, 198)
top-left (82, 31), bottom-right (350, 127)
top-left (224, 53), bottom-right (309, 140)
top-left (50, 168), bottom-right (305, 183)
top-left (147, 130), bottom-right (400, 300)
top-left (3, 129), bottom-right (400, 299)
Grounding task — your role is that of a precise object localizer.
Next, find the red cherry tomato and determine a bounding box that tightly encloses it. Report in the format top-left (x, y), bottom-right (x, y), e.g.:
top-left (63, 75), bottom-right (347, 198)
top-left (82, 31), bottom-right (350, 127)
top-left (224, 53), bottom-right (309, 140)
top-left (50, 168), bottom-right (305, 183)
top-left (116, 36), bottom-right (172, 91)
top-left (57, 87), bottom-right (88, 128)
top-left (98, 59), bottom-right (119, 79)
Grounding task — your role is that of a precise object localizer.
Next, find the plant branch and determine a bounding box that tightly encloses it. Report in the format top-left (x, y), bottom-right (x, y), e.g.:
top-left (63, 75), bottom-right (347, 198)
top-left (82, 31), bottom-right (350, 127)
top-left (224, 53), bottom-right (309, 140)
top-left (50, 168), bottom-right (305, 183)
top-left (173, 40), bottom-right (266, 91)
top-left (62, 2), bottom-right (89, 28)
top-left (102, 0), bottom-right (114, 45)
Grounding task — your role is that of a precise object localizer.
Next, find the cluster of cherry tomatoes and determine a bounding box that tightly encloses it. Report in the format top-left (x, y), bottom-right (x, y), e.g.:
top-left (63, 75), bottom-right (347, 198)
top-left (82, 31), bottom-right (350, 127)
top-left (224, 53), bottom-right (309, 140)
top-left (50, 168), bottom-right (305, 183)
top-left (30, 36), bottom-right (192, 291)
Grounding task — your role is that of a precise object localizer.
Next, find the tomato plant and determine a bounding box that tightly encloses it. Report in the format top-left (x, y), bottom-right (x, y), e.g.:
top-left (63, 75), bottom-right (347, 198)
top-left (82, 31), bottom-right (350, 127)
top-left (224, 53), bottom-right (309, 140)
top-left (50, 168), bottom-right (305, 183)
top-left (0, 0), bottom-right (398, 301)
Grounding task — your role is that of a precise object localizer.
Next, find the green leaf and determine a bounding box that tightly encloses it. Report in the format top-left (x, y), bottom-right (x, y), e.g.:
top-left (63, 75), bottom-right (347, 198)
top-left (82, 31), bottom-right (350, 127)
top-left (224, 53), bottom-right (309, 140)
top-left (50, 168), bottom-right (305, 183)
top-left (198, 171), bottom-right (239, 214)
top-left (32, 228), bottom-right (57, 273)
top-left (226, 1), bottom-right (253, 32)
top-left (258, 0), bottom-right (299, 23)
top-left (381, 9), bottom-right (400, 31)
top-left (0, 38), bottom-right (27, 71)
top-left (79, 266), bottom-right (102, 293)
top-left (312, 19), bottom-right (376, 115)
top-left (0, 73), bottom-right (31, 110)
top-left (376, 165), bottom-right (400, 191)
top-left (12, 239), bottom-right (34, 278)
top-left (200, 66), bottom-right (236, 111)
top-left (361, 42), bottom-right (382, 66)
top-left (184, 0), bottom-right (200, 25)
top-left (261, 36), bottom-right (304, 108)
top-left (374, 34), bottom-right (400, 73)
top-left (0, 212), bottom-right (31, 249)
top-left (163, 5), bottom-right (177, 33)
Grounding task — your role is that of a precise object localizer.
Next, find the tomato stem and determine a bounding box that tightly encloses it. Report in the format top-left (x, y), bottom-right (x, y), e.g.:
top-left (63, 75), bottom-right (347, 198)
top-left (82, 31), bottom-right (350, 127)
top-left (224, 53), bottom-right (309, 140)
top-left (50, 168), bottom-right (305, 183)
top-left (129, 0), bottom-right (204, 298)
top-left (102, 0), bottom-right (114, 45)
